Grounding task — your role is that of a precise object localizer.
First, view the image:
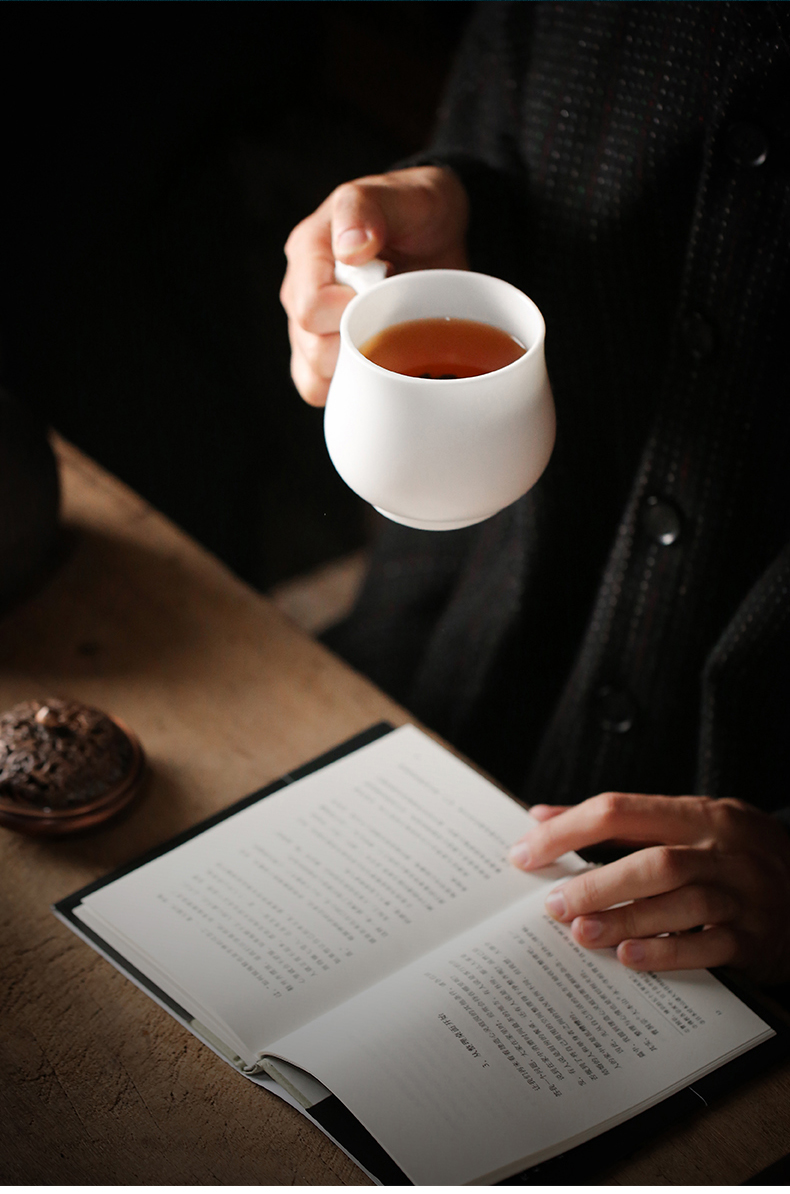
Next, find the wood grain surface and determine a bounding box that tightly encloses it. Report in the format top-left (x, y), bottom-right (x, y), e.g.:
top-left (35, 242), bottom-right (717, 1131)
top-left (1, 438), bottom-right (788, 1185)
top-left (0, 438), bottom-right (409, 1185)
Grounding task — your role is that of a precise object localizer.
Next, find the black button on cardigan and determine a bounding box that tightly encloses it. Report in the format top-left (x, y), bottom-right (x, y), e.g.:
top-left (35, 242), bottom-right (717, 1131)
top-left (725, 121), bottom-right (769, 168)
top-left (643, 497), bottom-right (682, 547)
top-left (596, 687), bottom-right (638, 735)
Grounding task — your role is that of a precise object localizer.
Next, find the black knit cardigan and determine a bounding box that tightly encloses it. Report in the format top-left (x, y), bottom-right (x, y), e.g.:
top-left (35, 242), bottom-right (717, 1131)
top-left (325, 1), bottom-right (790, 823)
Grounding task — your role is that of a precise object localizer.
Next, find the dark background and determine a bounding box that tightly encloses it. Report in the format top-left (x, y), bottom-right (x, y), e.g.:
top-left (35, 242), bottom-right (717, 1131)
top-left (1, 1), bottom-right (472, 589)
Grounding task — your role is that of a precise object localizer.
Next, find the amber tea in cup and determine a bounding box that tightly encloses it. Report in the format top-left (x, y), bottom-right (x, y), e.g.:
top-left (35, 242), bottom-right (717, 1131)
top-left (359, 317), bottom-right (526, 380)
top-left (326, 267), bottom-right (555, 530)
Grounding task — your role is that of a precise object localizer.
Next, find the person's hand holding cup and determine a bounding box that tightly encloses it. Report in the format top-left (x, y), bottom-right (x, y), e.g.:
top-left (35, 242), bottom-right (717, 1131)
top-left (281, 166), bottom-right (470, 408)
top-left (281, 166), bottom-right (555, 531)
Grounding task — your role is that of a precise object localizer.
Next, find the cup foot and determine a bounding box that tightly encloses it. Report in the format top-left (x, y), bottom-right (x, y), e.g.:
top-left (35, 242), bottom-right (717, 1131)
top-left (373, 507), bottom-right (492, 531)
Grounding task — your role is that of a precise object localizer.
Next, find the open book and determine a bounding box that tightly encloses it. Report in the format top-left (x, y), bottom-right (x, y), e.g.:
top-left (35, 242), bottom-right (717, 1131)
top-left (55, 723), bottom-right (775, 1185)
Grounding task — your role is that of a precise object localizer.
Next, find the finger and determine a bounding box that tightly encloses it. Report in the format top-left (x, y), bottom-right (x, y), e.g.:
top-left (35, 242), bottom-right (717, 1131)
top-left (329, 181), bottom-right (389, 263)
top-left (290, 347), bottom-right (330, 408)
top-left (511, 792), bottom-right (720, 870)
top-left (528, 804), bottom-right (570, 822)
top-left (543, 845), bottom-right (730, 921)
top-left (370, 167), bottom-right (470, 265)
top-left (281, 266), bottom-right (352, 337)
top-left (617, 924), bottom-right (739, 971)
top-left (282, 212), bottom-right (355, 336)
top-left (288, 320), bottom-right (341, 381)
top-left (570, 884), bottom-right (740, 949)
top-left (330, 168), bottom-right (470, 269)
top-left (509, 806), bottom-right (570, 864)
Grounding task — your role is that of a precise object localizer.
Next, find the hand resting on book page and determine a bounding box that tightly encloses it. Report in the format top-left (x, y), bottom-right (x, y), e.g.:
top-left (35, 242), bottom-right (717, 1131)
top-left (508, 793), bottom-right (790, 985)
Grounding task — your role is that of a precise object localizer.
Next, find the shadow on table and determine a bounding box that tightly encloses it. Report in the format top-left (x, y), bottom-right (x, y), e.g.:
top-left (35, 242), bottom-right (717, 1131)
top-left (0, 524), bottom-right (268, 680)
top-left (31, 762), bottom-right (205, 876)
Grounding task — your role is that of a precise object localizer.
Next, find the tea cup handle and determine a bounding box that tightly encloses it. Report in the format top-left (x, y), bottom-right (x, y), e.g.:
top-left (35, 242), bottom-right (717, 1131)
top-left (334, 258), bottom-right (388, 293)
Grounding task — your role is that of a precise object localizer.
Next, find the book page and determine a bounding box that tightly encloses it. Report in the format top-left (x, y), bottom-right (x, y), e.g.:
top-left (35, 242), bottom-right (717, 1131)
top-left (267, 891), bottom-right (773, 1185)
top-left (74, 725), bottom-right (586, 1063)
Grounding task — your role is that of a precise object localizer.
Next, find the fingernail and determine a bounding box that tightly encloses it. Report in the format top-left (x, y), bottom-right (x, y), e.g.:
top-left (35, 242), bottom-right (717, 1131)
top-left (335, 228), bottom-right (370, 255)
top-left (575, 916), bottom-right (603, 942)
top-left (621, 940), bottom-right (646, 963)
top-left (508, 842), bottom-right (531, 869)
top-left (544, 890), bottom-right (567, 919)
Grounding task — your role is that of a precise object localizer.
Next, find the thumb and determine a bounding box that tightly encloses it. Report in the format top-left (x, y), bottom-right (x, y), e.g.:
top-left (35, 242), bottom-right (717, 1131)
top-left (330, 181), bottom-right (387, 264)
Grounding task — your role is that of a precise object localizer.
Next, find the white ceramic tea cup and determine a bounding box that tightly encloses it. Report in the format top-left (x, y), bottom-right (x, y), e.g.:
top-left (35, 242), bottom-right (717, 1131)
top-left (324, 263), bottom-right (555, 531)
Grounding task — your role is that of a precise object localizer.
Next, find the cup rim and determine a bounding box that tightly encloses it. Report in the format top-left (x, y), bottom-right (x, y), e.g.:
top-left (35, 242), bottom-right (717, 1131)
top-left (339, 268), bottom-right (546, 385)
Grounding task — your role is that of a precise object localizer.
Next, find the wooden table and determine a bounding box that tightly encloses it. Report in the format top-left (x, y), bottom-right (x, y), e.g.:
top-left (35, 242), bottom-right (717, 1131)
top-left (1, 439), bottom-right (789, 1185)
